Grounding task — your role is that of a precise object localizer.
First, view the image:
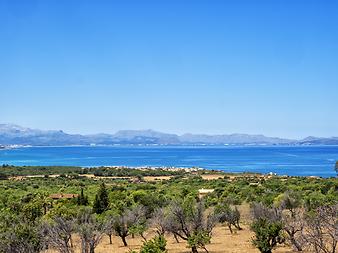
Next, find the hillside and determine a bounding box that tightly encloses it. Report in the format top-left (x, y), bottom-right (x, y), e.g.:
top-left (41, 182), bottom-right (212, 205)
top-left (1, 123), bottom-right (338, 146)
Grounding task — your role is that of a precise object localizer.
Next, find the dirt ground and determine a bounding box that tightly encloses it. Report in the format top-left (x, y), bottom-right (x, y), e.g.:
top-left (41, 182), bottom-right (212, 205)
top-left (44, 225), bottom-right (296, 253)
top-left (143, 176), bottom-right (173, 181)
top-left (200, 174), bottom-right (225, 180)
top-left (43, 203), bottom-right (302, 253)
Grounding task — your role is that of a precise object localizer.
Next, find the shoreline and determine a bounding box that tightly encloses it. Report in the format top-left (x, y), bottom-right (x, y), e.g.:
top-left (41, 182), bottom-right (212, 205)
top-left (1, 146), bottom-right (337, 178)
top-left (3, 144), bottom-right (338, 149)
top-left (2, 164), bottom-right (332, 179)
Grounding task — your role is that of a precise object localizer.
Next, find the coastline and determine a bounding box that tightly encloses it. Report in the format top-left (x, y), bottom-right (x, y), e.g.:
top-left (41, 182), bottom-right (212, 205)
top-left (1, 146), bottom-right (337, 178)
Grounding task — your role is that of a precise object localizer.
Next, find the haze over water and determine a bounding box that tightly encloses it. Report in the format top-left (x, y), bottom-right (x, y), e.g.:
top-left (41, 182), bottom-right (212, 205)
top-left (0, 146), bottom-right (337, 178)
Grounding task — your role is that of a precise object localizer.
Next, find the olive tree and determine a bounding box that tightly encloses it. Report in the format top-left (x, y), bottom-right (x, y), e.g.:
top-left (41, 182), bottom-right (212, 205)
top-left (110, 205), bottom-right (147, 246)
top-left (41, 216), bottom-right (75, 253)
top-left (276, 192), bottom-right (306, 251)
top-left (303, 205), bottom-right (337, 253)
top-left (0, 212), bottom-right (42, 253)
top-left (164, 198), bottom-right (217, 253)
top-left (150, 207), bottom-right (171, 236)
top-left (282, 209), bottom-right (306, 251)
top-left (250, 203), bottom-right (284, 253)
top-left (76, 208), bottom-right (105, 253)
top-left (215, 203), bottom-right (241, 233)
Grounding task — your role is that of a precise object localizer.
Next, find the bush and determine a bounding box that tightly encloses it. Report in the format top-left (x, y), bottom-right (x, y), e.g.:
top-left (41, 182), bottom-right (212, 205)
top-left (251, 218), bottom-right (284, 253)
top-left (140, 235), bottom-right (167, 253)
top-left (187, 231), bottom-right (211, 252)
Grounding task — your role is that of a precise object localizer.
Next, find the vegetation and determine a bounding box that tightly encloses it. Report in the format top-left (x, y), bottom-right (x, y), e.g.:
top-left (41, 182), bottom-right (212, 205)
top-left (0, 165), bottom-right (336, 253)
top-left (139, 236), bottom-right (167, 253)
top-left (251, 219), bottom-right (283, 253)
top-left (250, 203), bottom-right (284, 253)
top-left (0, 164), bottom-right (187, 177)
top-left (164, 199), bottom-right (216, 253)
top-left (93, 183), bottom-right (109, 214)
top-left (215, 203), bottom-right (242, 233)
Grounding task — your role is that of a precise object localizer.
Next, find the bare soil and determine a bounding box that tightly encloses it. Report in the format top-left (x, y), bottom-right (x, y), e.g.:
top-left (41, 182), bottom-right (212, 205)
top-left (43, 225), bottom-right (297, 253)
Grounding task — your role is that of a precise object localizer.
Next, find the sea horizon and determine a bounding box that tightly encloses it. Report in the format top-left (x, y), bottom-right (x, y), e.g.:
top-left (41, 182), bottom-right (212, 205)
top-left (1, 145), bottom-right (337, 178)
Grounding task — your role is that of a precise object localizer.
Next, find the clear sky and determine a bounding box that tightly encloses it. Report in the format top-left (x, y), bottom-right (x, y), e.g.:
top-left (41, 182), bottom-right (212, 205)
top-left (1, 0), bottom-right (338, 139)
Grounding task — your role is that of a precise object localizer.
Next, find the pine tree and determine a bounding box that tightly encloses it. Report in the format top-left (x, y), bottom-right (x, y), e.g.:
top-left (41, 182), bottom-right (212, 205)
top-left (93, 183), bottom-right (109, 214)
top-left (77, 188), bottom-right (89, 206)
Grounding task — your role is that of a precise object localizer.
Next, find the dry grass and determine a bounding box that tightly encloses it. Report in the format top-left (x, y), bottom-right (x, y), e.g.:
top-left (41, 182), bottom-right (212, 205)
top-left (200, 174), bottom-right (224, 180)
top-left (143, 176), bottom-right (173, 181)
top-left (44, 203), bottom-right (309, 253)
top-left (43, 225), bottom-right (298, 253)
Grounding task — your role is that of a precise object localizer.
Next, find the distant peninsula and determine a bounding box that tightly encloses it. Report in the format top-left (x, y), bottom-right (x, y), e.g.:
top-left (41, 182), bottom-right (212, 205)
top-left (1, 123), bottom-right (338, 146)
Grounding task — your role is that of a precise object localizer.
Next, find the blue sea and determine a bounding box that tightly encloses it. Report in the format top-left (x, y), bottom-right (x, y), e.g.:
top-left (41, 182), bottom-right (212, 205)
top-left (0, 146), bottom-right (337, 177)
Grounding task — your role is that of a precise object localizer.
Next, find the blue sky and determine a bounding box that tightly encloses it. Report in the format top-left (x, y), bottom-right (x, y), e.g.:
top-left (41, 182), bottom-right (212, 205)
top-left (1, 0), bottom-right (338, 138)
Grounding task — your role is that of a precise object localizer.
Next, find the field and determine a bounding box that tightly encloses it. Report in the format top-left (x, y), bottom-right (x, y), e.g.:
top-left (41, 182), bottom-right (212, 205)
top-left (0, 165), bottom-right (336, 253)
top-left (44, 225), bottom-right (296, 253)
top-left (43, 203), bottom-right (299, 253)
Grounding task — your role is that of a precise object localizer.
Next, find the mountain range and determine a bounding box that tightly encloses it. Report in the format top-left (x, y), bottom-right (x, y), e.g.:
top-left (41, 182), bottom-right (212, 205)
top-left (1, 124), bottom-right (338, 146)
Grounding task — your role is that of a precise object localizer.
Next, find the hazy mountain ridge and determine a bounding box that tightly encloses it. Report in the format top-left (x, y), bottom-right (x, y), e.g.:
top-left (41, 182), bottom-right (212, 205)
top-left (0, 124), bottom-right (338, 146)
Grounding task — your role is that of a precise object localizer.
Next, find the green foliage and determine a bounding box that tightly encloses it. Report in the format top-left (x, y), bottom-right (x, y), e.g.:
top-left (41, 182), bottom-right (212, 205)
top-left (131, 190), bottom-right (164, 216)
top-left (0, 173), bottom-right (8, 180)
top-left (215, 203), bottom-right (241, 233)
top-left (47, 202), bottom-right (81, 219)
top-left (166, 198), bottom-right (216, 253)
top-left (273, 191), bottom-right (301, 212)
top-left (140, 236), bottom-right (167, 253)
top-left (251, 219), bottom-right (284, 253)
top-left (77, 188), bottom-right (89, 206)
top-left (304, 191), bottom-right (327, 210)
top-left (187, 231), bottom-right (211, 251)
top-left (93, 183), bottom-right (109, 214)
top-left (0, 165), bottom-right (83, 176)
top-left (0, 166), bottom-right (337, 252)
top-left (0, 211), bottom-right (42, 253)
top-left (0, 165), bottom-right (187, 177)
top-left (130, 223), bottom-right (147, 238)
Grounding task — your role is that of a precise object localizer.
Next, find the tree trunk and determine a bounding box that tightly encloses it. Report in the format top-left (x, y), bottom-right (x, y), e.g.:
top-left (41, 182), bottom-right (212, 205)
top-left (121, 236), bottom-right (128, 246)
top-left (174, 234), bottom-right (180, 243)
top-left (140, 232), bottom-right (147, 241)
top-left (109, 234), bottom-right (112, 245)
top-left (235, 221), bottom-right (242, 230)
top-left (81, 240), bottom-right (88, 253)
top-left (290, 237), bottom-right (302, 251)
top-left (70, 235), bottom-right (74, 248)
top-left (64, 240), bottom-right (72, 253)
top-left (263, 250), bottom-right (272, 253)
top-left (191, 246), bottom-right (199, 253)
top-left (228, 224), bottom-right (233, 234)
top-left (89, 245), bottom-right (95, 253)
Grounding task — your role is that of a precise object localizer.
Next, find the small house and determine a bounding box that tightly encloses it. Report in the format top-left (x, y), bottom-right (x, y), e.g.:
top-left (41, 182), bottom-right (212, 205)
top-left (49, 193), bottom-right (79, 200)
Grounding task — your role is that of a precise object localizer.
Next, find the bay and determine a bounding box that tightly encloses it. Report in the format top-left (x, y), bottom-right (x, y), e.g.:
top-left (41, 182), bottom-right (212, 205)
top-left (0, 146), bottom-right (337, 177)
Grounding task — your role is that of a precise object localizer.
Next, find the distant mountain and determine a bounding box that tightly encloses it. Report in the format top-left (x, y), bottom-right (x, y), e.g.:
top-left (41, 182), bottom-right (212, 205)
top-left (0, 124), bottom-right (87, 146)
top-left (179, 133), bottom-right (293, 145)
top-left (0, 123), bottom-right (338, 146)
top-left (298, 136), bottom-right (338, 145)
top-left (113, 130), bottom-right (180, 144)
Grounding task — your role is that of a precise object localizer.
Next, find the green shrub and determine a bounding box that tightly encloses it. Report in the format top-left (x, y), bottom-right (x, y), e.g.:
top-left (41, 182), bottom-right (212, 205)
top-left (187, 231), bottom-right (211, 252)
top-left (140, 235), bottom-right (167, 253)
top-left (251, 219), bottom-right (284, 253)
